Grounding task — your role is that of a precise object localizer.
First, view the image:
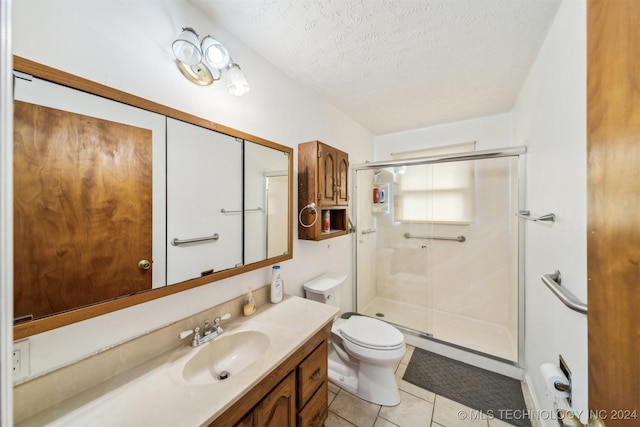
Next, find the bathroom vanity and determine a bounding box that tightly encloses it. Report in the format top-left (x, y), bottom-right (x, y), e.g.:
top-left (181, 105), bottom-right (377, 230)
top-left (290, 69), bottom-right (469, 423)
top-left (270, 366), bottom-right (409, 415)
top-left (215, 325), bottom-right (329, 426)
top-left (14, 295), bottom-right (338, 426)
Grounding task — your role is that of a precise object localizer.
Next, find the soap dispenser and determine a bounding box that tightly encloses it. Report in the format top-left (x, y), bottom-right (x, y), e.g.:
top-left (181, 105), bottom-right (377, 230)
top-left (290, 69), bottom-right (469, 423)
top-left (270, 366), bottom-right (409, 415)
top-left (243, 288), bottom-right (256, 316)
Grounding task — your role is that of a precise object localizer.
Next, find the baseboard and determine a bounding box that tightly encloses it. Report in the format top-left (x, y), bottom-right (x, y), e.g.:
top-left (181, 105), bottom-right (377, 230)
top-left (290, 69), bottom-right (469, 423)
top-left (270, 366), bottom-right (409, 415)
top-left (403, 332), bottom-right (524, 380)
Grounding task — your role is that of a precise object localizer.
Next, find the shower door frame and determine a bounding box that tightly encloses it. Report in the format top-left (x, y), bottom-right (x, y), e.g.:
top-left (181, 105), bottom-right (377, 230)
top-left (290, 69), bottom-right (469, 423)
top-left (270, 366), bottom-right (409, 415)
top-left (351, 146), bottom-right (527, 368)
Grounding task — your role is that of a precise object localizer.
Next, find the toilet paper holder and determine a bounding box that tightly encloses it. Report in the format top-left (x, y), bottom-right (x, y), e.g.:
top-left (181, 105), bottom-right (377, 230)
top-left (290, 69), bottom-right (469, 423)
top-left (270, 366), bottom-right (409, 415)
top-left (554, 380), bottom-right (571, 393)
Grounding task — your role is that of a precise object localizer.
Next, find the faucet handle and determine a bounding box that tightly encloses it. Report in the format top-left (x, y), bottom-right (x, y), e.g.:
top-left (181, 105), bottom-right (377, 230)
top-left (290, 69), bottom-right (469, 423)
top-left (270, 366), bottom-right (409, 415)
top-left (179, 327), bottom-right (201, 347)
top-left (215, 313), bottom-right (231, 323)
top-left (179, 329), bottom-right (194, 339)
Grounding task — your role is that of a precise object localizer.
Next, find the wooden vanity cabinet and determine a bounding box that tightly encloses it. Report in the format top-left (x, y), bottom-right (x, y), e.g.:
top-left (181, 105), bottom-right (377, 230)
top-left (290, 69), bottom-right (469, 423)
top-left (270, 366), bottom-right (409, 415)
top-left (212, 322), bottom-right (331, 427)
top-left (298, 140), bottom-right (350, 241)
top-left (253, 372), bottom-right (296, 426)
top-left (297, 342), bottom-right (328, 427)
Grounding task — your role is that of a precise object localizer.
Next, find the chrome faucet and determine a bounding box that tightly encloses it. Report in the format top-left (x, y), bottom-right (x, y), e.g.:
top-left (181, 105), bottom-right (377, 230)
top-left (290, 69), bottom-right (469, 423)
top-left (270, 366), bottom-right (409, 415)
top-left (179, 313), bottom-right (231, 347)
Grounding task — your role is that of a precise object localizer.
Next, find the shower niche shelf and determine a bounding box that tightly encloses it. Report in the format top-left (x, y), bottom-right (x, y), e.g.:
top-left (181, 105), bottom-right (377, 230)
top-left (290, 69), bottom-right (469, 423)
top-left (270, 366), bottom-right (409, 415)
top-left (371, 182), bottom-right (390, 214)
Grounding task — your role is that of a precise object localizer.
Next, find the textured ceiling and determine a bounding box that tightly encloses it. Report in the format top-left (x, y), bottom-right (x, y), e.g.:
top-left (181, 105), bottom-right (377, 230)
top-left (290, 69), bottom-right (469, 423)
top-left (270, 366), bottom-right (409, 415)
top-left (190, 0), bottom-right (561, 135)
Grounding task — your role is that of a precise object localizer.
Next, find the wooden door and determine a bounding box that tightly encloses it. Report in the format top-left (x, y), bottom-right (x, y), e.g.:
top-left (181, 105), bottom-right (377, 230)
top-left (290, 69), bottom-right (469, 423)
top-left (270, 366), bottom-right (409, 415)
top-left (318, 142), bottom-right (337, 206)
top-left (13, 101), bottom-right (153, 320)
top-left (336, 150), bottom-right (349, 206)
top-left (587, 1), bottom-right (640, 424)
top-left (254, 372), bottom-right (296, 427)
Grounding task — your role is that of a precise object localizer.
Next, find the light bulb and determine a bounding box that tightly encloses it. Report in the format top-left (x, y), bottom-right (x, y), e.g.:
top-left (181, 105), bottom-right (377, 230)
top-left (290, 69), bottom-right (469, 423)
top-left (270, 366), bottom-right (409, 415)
top-left (227, 63), bottom-right (250, 96)
top-left (172, 28), bottom-right (202, 66)
top-left (201, 36), bottom-right (230, 69)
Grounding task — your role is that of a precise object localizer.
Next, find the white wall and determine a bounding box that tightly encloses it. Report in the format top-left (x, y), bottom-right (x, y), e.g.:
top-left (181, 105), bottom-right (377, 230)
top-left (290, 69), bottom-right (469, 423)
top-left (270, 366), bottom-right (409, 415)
top-left (512, 0), bottom-right (587, 423)
top-left (11, 0), bottom-right (372, 379)
top-left (374, 113), bottom-right (513, 160)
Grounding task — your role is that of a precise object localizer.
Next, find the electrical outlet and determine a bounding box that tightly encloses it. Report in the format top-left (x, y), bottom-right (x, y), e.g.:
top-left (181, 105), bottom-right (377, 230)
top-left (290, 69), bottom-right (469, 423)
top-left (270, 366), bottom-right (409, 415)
top-left (13, 339), bottom-right (30, 381)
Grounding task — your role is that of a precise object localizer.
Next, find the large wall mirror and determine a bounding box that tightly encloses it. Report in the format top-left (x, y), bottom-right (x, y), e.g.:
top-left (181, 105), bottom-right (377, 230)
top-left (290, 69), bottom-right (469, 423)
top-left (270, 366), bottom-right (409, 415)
top-left (13, 57), bottom-right (293, 339)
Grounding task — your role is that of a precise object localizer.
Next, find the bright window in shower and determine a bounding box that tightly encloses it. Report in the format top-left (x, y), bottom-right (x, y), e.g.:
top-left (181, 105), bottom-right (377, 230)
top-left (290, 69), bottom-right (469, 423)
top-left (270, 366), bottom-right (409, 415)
top-left (355, 150), bottom-right (521, 363)
top-left (392, 142), bottom-right (476, 224)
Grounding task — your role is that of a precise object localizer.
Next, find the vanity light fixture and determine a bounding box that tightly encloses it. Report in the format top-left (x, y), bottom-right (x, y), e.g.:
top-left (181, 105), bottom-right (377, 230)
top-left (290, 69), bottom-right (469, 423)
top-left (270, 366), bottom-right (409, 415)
top-left (172, 27), bottom-right (250, 96)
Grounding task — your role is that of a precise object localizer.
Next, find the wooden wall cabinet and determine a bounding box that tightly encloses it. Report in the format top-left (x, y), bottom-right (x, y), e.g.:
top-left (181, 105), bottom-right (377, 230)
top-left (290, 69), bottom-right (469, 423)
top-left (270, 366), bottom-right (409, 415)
top-left (298, 141), bottom-right (349, 240)
top-left (212, 323), bottom-right (330, 427)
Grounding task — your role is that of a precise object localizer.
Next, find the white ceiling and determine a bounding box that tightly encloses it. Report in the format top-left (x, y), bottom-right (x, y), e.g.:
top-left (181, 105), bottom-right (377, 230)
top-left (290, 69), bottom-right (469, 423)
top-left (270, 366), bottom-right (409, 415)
top-left (191, 0), bottom-right (561, 135)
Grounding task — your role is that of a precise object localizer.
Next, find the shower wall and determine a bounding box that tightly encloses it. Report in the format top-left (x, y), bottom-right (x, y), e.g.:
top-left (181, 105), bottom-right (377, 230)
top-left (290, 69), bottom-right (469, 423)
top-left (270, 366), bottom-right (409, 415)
top-left (355, 156), bottom-right (520, 362)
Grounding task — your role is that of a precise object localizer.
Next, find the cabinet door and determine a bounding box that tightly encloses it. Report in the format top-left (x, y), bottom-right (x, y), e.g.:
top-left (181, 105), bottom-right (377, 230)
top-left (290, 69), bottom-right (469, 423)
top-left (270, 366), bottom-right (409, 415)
top-left (318, 143), bottom-right (337, 206)
top-left (336, 150), bottom-right (349, 206)
top-left (254, 372), bottom-right (296, 427)
top-left (234, 412), bottom-right (253, 427)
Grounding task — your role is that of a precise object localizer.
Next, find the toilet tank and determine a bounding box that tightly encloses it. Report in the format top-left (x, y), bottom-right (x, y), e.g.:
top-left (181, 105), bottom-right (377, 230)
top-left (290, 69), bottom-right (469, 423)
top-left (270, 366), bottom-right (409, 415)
top-left (302, 275), bottom-right (347, 309)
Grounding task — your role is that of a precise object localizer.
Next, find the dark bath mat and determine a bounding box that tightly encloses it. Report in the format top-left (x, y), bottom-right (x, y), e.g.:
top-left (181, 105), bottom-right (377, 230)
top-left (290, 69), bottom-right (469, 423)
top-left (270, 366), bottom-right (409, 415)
top-left (403, 348), bottom-right (531, 427)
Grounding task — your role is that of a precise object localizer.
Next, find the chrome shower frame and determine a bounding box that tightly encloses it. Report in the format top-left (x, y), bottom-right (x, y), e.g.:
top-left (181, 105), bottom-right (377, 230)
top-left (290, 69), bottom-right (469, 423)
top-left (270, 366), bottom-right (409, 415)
top-left (350, 146), bottom-right (527, 368)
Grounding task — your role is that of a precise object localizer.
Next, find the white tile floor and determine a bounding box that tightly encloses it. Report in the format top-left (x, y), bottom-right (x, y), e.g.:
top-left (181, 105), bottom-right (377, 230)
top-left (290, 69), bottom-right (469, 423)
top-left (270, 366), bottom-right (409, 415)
top-left (326, 345), bottom-right (536, 427)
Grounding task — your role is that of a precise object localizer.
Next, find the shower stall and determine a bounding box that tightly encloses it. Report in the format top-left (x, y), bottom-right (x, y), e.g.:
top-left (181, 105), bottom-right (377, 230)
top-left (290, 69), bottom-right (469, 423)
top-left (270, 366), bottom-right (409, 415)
top-left (353, 146), bottom-right (525, 364)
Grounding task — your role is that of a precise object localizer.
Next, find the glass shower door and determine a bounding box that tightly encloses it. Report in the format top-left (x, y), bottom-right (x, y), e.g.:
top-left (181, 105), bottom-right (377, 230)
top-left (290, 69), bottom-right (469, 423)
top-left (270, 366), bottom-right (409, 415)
top-left (355, 155), bottom-right (521, 363)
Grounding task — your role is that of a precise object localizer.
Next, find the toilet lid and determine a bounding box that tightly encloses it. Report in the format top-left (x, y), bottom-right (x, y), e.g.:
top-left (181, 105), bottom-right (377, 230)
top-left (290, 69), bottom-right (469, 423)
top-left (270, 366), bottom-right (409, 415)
top-left (339, 316), bottom-right (404, 350)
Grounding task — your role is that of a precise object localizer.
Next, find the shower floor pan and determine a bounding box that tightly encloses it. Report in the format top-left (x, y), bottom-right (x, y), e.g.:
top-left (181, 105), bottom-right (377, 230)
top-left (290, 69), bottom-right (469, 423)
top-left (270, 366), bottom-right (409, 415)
top-left (360, 296), bottom-right (517, 362)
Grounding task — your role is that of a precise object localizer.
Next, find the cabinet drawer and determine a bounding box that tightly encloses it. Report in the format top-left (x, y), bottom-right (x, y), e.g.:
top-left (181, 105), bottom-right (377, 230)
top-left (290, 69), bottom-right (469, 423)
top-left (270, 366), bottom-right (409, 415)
top-left (297, 341), bottom-right (327, 407)
top-left (298, 381), bottom-right (328, 427)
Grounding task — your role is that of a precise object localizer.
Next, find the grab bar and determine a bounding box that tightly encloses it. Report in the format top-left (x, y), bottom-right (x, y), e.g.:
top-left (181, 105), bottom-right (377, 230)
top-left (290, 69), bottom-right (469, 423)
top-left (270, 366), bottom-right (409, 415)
top-left (541, 270), bottom-right (587, 315)
top-left (171, 233), bottom-right (220, 246)
top-left (516, 210), bottom-right (556, 222)
top-left (404, 232), bottom-right (466, 243)
top-left (361, 228), bottom-right (377, 235)
top-left (221, 207), bottom-right (263, 214)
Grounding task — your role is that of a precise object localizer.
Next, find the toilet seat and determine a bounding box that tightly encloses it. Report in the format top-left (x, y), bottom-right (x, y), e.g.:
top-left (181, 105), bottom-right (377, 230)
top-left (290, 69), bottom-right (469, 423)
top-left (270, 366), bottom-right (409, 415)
top-left (336, 316), bottom-right (404, 350)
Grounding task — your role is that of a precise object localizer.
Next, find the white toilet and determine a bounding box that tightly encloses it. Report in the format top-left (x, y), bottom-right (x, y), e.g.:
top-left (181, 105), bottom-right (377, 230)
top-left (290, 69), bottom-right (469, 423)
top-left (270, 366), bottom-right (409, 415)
top-left (303, 275), bottom-right (406, 406)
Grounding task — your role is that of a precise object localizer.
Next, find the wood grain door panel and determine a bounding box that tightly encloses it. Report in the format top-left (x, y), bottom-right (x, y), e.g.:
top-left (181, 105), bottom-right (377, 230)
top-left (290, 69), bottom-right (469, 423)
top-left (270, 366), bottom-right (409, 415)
top-left (336, 151), bottom-right (349, 205)
top-left (319, 143), bottom-right (336, 206)
top-left (254, 372), bottom-right (296, 427)
top-left (587, 1), bottom-right (640, 424)
top-left (13, 101), bottom-right (153, 319)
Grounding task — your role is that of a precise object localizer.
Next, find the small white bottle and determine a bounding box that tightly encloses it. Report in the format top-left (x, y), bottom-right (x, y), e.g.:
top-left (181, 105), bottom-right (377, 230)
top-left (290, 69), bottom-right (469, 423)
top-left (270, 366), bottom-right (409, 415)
top-left (270, 265), bottom-right (284, 304)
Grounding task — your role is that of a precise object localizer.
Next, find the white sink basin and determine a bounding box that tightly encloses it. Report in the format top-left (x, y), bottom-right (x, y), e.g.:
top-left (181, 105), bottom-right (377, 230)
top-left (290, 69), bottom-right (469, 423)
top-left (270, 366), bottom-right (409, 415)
top-left (181, 330), bottom-right (270, 385)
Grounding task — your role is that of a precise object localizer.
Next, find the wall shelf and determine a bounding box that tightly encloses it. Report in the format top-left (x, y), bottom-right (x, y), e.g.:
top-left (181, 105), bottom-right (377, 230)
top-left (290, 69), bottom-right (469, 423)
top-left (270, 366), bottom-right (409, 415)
top-left (371, 182), bottom-right (390, 214)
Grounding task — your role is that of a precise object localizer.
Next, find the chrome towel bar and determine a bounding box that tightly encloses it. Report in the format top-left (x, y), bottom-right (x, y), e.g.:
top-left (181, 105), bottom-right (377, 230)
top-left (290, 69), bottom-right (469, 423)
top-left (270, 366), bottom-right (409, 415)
top-left (541, 270), bottom-right (587, 314)
top-left (516, 210), bottom-right (556, 222)
top-left (220, 207), bottom-right (263, 214)
top-left (171, 233), bottom-right (220, 246)
top-left (361, 228), bottom-right (377, 235)
top-left (403, 232), bottom-right (466, 242)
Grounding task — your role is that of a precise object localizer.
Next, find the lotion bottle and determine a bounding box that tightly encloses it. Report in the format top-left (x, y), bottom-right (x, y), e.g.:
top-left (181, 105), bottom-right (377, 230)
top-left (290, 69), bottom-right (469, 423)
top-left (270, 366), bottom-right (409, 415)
top-left (270, 265), bottom-right (284, 303)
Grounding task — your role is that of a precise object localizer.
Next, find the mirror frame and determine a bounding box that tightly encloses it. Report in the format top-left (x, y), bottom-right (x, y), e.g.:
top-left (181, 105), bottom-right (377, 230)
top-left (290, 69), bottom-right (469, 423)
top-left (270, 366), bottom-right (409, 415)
top-left (13, 56), bottom-right (293, 340)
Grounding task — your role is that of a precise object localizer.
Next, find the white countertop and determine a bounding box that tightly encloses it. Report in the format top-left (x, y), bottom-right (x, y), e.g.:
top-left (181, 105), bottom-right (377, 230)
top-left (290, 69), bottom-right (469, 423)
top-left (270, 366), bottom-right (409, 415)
top-left (17, 296), bottom-right (339, 427)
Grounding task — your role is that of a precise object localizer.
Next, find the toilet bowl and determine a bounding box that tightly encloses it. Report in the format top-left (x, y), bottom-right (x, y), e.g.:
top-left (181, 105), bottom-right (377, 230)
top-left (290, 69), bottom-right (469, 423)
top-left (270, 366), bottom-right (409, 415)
top-left (303, 275), bottom-right (406, 406)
